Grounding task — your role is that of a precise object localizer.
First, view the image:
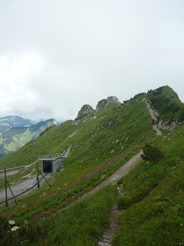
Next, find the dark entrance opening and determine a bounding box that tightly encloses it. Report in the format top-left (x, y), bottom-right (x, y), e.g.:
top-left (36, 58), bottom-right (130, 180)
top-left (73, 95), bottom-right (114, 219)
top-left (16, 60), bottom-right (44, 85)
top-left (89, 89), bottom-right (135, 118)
top-left (43, 160), bottom-right (52, 173)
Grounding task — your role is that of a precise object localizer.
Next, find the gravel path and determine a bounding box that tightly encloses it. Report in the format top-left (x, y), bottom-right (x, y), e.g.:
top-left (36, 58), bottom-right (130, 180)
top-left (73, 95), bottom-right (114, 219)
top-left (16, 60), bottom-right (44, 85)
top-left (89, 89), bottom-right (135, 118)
top-left (143, 98), bottom-right (162, 136)
top-left (0, 177), bottom-right (37, 202)
top-left (97, 151), bottom-right (142, 246)
top-left (60, 150), bottom-right (143, 213)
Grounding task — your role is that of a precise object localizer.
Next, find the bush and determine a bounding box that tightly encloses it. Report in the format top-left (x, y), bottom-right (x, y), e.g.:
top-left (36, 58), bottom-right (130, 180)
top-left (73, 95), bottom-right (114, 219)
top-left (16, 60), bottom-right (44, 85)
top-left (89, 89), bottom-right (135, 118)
top-left (178, 107), bottom-right (184, 122)
top-left (141, 144), bottom-right (164, 163)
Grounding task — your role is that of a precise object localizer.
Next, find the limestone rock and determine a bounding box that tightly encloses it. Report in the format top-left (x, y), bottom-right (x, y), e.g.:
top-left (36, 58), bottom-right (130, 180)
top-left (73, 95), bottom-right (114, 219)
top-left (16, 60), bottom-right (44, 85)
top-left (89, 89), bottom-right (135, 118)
top-left (77, 104), bottom-right (95, 118)
top-left (96, 99), bottom-right (107, 112)
top-left (72, 104), bottom-right (95, 125)
top-left (107, 96), bottom-right (120, 105)
top-left (73, 96), bottom-right (121, 125)
top-left (96, 96), bottom-right (120, 112)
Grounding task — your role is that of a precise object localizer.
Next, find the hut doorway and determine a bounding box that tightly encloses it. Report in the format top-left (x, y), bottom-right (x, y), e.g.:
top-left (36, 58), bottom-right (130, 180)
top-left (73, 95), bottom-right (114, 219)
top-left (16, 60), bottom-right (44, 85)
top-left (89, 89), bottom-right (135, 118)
top-left (43, 160), bottom-right (52, 173)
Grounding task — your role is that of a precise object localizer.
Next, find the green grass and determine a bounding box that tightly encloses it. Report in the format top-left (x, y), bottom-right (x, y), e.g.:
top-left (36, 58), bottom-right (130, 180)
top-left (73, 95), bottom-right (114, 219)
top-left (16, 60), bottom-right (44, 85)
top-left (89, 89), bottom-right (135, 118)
top-left (0, 185), bottom-right (117, 246)
top-left (147, 85), bottom-right (184, 122)
top-left (112, 121), bottom-right (184, 245)
top-left (113, 161), bottom-right (184, 245)
top-left (0, 87), bottom-right (184, 245)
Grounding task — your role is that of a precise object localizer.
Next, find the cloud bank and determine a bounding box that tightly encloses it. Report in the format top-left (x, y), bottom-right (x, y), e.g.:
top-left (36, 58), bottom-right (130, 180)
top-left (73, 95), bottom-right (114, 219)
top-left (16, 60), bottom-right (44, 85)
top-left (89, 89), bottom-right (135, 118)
top-left (0, 0), bottom-right (184, 122)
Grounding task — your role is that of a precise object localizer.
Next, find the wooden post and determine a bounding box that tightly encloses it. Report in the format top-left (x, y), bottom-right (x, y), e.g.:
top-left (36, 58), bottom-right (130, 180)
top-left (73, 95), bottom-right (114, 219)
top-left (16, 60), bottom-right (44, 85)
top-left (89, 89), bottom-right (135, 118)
top-left (4, 168), bottom-right (8, 207)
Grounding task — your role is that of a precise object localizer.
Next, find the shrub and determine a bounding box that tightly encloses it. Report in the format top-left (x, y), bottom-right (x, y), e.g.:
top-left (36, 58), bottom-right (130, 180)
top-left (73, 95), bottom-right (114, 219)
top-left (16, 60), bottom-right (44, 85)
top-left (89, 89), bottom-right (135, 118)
top-left (141, 144), bottom-right (164, 163)
top-left (178, 107), bottom-right (184, 122)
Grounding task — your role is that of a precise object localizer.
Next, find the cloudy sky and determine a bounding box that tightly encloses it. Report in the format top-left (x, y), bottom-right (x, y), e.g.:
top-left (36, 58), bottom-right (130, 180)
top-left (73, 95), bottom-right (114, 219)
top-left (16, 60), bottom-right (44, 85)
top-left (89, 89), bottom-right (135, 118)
top-left (0, 0), bottom-right (184, 122)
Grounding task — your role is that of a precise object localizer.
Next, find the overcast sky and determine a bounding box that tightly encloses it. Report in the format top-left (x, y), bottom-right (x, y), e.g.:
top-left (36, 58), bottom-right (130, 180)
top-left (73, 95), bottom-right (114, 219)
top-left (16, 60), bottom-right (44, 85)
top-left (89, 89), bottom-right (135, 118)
top-left (0, 0), bottom-right (184, 122)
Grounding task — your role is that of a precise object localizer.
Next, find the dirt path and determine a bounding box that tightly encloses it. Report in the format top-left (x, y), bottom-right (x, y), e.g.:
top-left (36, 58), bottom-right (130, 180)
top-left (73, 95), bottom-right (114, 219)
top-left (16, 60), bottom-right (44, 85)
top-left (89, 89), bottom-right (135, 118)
top-left (142, 98), bottom-right (162, 136)
top-left (0, 167), bottom-right (25, 178)
top-left (98, 184), bottom-right (124, 246)
top-left (97, 151), bottom-right (142, 246)
top-left (59, 151), bottom-right (143, 245)
top-left (60, 150), bottom-right (142, 212)
top-left (0, 177), bottom-right (37, 202)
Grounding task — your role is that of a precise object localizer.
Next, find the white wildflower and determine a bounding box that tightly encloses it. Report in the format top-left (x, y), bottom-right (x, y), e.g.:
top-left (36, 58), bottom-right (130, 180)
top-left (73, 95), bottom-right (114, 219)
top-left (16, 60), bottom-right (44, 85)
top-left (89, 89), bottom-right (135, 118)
top-left (11, 226), bottom-right (20, 232)
top-left (9, 220), bottom-right (15, 225)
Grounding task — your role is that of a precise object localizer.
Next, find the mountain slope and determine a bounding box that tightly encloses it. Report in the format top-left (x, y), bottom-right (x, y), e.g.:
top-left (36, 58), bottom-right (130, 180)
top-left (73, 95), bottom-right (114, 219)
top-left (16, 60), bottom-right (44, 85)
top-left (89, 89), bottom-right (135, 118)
top-left (147, 85), bottom-right (184, 123)
top-left (0, 85), bottom-right (184, 245)
top-left (0, 115), bottom-right (37, 135)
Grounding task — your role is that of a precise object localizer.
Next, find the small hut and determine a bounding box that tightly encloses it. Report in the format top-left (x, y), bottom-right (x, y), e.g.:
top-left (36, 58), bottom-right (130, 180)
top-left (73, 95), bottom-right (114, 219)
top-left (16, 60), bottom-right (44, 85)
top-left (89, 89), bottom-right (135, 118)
top-left (38, 155), bottom-right (65, 174)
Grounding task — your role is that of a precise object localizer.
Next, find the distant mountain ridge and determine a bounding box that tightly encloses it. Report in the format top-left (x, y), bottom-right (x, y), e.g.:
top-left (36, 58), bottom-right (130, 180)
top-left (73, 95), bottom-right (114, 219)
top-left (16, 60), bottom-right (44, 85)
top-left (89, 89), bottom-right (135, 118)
top-left (0, 115), bottom-right (37, 135)
top-left (0, 118), bottom-right (57, 158)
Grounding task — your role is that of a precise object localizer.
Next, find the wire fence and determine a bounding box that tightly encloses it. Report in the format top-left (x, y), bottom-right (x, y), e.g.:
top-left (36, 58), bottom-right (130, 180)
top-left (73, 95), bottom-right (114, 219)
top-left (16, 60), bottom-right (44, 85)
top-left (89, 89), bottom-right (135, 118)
top-left (0, 171), bottom-right (49, 206)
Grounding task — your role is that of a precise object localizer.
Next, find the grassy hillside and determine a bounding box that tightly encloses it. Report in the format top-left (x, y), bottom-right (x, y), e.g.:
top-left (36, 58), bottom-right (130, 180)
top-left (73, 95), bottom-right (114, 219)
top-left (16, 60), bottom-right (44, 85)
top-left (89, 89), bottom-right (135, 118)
top-left (0, 86), bottom-right (184, 245)
top-left (147, 85), bottom-right (184, 123)
top-left (113, 121), bottom-right (184, 245)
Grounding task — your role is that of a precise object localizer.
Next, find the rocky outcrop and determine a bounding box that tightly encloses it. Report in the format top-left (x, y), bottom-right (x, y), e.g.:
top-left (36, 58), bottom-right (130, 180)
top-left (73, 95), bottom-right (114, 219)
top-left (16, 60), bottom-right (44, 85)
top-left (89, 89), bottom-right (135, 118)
top-left (96, 96), bottom-right (120, 112)
top-left (72, 104), bottom-right (95, 125)
top-left (77, 104), bottom-right (95, 118)
top-left (158, 120), bottom-right (178, 131)
top-left (73, 96), bottom-right (121, 125)
top-left (107, 96), bottom-right (120, 105)
top-left (96, 99), bottom-right (107, 112)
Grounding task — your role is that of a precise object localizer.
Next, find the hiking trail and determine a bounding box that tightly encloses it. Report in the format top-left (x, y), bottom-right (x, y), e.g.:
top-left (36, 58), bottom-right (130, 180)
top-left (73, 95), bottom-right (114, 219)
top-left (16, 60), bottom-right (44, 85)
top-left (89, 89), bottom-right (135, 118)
top-left (142, 98), bottom-right (162, 136)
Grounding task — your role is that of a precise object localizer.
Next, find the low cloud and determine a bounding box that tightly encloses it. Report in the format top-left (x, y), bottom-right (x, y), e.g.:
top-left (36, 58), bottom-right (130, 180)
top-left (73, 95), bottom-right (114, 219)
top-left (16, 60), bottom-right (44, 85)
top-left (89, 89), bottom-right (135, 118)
top-left (0, 1), bottom-right (184, 122)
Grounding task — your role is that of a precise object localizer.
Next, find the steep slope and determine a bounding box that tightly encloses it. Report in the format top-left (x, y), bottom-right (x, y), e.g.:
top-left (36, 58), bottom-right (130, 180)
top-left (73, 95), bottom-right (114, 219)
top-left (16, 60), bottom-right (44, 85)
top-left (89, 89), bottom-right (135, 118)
top-left (147, 85), bottom-right (184, 123)
top-left (0, 96), bottom-right (154, 170)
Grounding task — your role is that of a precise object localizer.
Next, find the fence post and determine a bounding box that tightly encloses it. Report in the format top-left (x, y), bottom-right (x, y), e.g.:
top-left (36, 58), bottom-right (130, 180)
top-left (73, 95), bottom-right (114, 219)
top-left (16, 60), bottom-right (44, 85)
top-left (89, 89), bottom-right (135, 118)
top-left (4, 168), bottom-right (8, 207)
top-left (6, 181), bottom-right (17, 205)
top-left (37, 162), bottom-right (40, 189)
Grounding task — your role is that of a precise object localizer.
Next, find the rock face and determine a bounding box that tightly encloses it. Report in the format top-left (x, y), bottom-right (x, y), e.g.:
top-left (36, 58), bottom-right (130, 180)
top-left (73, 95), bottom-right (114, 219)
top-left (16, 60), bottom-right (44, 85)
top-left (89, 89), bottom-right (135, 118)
top-left (107, 96), bottom-right (120, 105)
top-left (77, 104), bottom-right (95, 118)
top-left (96, 96), bottom-right (120, 112)
top-left (96, 99), bottom-right (107, 112)
top-left (72, 104), bottom-right (95, 125)
top-left (158, 120), bottom-right (178, 131)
